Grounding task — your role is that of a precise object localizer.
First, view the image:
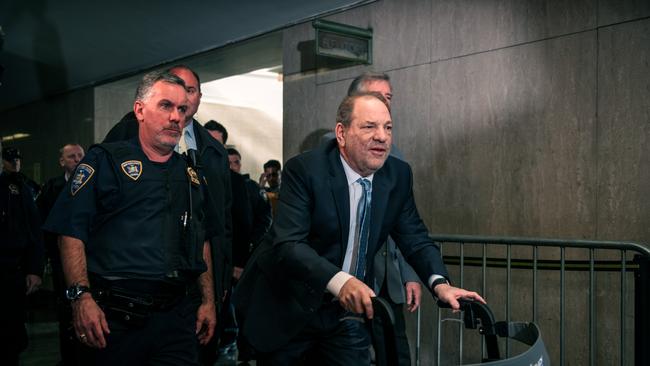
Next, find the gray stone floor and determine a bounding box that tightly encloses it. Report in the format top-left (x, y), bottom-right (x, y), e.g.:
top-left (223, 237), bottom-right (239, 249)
top-left (20, 320), bottom-right (251, 365)
top-left (21, 322), bottom-right (60, 366)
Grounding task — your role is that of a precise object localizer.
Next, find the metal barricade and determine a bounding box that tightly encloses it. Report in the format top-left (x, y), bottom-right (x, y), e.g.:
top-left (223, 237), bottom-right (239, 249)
top-left (413, 234), bottom-right (650, 366)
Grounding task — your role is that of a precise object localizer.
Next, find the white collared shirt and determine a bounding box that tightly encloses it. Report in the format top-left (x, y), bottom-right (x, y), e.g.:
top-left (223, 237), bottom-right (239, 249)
top-left (325, 154), bottom-right (445, 297)
top-left (326, 155), bottom-right (374, 296)
top-left (339, 155), bottom-right (374, 274)
top-left (175, 120), bottom-right (198, 153)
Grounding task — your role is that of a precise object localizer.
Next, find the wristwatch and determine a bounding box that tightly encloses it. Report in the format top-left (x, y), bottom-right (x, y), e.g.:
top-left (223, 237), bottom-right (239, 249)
top-left (431, 277), bottom-right (449, 290)
top-left (65, 284), bottom-right (91, 302)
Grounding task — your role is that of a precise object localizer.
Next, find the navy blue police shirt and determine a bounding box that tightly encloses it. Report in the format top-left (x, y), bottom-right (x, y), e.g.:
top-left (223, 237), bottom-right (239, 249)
top-left (0, 171), bottom-right (45, 275)
top-left (43, 138), bottom-right (217, 281)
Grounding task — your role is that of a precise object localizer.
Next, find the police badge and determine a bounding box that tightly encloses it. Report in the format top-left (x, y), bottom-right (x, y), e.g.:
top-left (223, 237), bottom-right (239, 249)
top-left (121, 160), bottom-right (143, 181)
top-left (186, 167), bottom-right (200, 186)
top-left (8, 184), bottom-right (20, 195)
top-left (71, 164), bottom-right (95, 196)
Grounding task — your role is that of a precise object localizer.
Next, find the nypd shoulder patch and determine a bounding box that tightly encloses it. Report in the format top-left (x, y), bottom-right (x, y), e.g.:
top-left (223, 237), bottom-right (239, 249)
top-left (121, 160), bottom-right (143, 181)
top-left (71, 164), bottom-right (95, 196)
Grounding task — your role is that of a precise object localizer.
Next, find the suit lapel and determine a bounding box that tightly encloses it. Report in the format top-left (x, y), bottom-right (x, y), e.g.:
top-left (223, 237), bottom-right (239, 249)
top-left (327, 146), bottom-right (350, 261)
top-left (192, 119), bottom-right (205, 152)
top-left (369, 168), bottom-right (389, 259)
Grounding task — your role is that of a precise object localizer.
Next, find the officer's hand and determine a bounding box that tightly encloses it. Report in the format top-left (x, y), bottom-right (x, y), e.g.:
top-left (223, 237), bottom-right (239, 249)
top-left (25, 274), bottom-right (42, 295)
top-left (433, 283), bottom-right (486, 311)
top-left (196, 302), bottom-right (216, 345)
top-left (338, 277), bottom-right (376, 319)
top-left (72, 293), bottom-right (110, 349)
top-left (405, 281), bottom-right (422, 312)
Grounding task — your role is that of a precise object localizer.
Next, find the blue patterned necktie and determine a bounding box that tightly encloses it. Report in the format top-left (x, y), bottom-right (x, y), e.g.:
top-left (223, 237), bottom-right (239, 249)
top-left (351, 178), bottom-right (372, 280)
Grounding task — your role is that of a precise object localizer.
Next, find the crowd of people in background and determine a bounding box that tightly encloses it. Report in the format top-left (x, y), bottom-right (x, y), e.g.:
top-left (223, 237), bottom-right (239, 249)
top-left (1, 66), bottom-right (482, 366)
top-left (0, 64), bottom-right (281, 365)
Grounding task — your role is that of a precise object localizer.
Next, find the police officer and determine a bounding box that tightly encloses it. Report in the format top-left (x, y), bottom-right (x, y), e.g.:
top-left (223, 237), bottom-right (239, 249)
top-left (38, 143), bottom-right (85, 365)
top-left (104, 65), bottom-right (233, 324)
top-left (0, 144), bottom-right (44, 366)
top-left (1, 145), bottom-right (41, 200)
top-left (43, 70), bottom-right (217, 365)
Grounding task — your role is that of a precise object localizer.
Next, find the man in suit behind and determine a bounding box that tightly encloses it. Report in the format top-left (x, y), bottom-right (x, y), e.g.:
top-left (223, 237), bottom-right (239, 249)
top-left (234, 92), bottom-right (484, 365)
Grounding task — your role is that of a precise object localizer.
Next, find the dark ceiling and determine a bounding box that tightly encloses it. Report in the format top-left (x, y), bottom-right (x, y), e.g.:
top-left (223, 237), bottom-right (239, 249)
top-left (0, 0), bottom-right (373, 112)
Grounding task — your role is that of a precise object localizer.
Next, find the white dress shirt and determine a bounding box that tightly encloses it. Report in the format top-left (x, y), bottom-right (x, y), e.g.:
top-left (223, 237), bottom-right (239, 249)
top-left (175, 121), bottom-right (198, 153)
top-left (325, 155), bottom-right (445, 297)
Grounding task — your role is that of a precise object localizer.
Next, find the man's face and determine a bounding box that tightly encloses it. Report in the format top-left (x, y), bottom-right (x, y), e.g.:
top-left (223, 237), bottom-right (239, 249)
top-left (134, 81), bottom-right (188, 153)
top-left (208, 130), bottom-right (224, 145)
top-left (264, 167), bottom-right (280, 188)
top-left (2, 158), bottom-right (20, 173)
top-left (228, 154), bottom-right (242, 173)
top-left (59, 144), bottom-right (85, 175)
top-left (170, 67), bottom-right (201, 125)
top-left (336, 96), bottom-right (392, 177)
top-left (364, 80), bottom-right (392, 106)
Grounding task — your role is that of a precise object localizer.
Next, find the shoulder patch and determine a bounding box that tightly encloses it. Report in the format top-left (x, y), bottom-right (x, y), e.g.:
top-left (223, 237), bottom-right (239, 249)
top-left (120, 160), bottom-right (143, 181)
top-left (71, 163), bottom-right (95, 196)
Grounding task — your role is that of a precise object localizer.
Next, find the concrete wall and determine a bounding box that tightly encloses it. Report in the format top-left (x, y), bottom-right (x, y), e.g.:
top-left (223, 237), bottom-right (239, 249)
top-left (94, 83), bottom-right (136, 142)
top-left (281, 0), bottom-right (650, 364)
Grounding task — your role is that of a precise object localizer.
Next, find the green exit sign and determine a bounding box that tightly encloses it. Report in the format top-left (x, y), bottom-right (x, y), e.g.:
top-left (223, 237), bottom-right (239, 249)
top-left (313, 19), bottom-right (372, 64)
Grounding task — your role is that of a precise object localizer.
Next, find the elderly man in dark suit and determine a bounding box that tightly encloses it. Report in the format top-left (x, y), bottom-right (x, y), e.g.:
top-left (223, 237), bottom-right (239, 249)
top-left (235, 92), bottom-right (484, 365)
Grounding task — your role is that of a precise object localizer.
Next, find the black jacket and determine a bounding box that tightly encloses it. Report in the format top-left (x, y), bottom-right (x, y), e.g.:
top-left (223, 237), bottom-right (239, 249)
top-left (0, 171), bottom-right (44, 276)
top-left (231, 170), bottom-right (252, 268)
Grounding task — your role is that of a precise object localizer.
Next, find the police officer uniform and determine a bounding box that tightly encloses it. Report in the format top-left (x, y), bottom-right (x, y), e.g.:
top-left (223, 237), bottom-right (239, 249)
top-left (44, 138), bottom-right (217, 365)
top-left (104, 112), bottom-right (233, 312)
top-left (0, 164), bottom-right (44, 365)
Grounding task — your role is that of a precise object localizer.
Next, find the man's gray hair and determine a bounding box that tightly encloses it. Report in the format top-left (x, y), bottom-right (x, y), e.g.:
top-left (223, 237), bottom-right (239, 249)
top-left (347, 72), bottom-right (390, 96)
top-left (134, 70), bottom-right (186, 102)
top-left (336, 92), bottom-right (390, 127)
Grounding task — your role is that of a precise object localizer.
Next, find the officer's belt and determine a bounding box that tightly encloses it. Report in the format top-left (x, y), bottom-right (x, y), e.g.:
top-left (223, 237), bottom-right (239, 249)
top-left (89, 274), bottom-right (198, 313)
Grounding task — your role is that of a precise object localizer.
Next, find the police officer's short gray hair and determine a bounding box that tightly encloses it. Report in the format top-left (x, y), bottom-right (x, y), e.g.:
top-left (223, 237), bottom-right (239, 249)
top-left (134, 70), bottom-right (186, 103)
top-left (347, 72), bottom-right (390, 96)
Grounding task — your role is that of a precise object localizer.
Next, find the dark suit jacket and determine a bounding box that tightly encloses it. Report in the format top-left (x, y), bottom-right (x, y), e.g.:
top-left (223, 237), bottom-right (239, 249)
top-left (234, 139), bottom-right (448, 352)
top-left (374, 238), bottom-right (420, 304)
top-left (103, 112), bottom-right (233, 306)
top-left (231, 170), bottom-right (253, 268)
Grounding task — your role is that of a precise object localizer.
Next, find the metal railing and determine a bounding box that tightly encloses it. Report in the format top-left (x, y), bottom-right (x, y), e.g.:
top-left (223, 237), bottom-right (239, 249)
top-left (414, 234), bottom-right (650, 366)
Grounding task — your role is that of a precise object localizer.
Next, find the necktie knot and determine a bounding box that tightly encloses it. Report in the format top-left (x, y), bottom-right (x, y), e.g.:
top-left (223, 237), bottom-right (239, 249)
top-left (357, 178), bottom-right (371, 192)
